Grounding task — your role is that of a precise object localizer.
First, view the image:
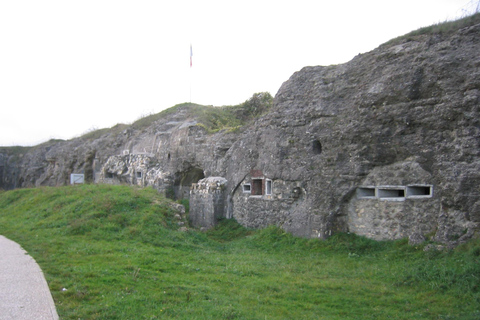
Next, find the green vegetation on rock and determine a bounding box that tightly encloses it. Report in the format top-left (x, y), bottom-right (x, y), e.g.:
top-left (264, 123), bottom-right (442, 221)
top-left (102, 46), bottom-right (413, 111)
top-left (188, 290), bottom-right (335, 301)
top-left (130, 92), bottom-right (273, 133)
top-left (385, 12), bottom-right (480, 46)
top-left (0, 184), bottom-right (479, 319)
top-left (69, 92), bottom-right (273, 142)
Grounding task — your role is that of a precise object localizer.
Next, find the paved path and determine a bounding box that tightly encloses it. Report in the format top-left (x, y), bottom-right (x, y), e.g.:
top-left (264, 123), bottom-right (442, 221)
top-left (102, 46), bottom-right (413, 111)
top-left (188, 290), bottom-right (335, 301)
top-left (0, 236), bottom-right (59, 320)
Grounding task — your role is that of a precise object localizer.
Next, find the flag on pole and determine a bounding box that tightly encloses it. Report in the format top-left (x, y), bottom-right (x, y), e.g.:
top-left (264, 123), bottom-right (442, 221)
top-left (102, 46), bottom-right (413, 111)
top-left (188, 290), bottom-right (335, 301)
top-left (190, 45), bottom-right (193, 67)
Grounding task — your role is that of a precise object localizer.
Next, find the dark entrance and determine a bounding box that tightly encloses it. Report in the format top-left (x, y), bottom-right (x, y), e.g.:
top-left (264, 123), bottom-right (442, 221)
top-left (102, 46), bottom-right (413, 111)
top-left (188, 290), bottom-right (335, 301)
top-left (173, 167), bottom-right (205, 199)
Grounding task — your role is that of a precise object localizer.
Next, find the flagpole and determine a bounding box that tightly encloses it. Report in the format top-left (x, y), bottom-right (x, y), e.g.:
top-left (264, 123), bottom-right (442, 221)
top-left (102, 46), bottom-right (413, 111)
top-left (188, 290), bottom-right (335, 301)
top-left (189, 44), bottom-right (193, 104)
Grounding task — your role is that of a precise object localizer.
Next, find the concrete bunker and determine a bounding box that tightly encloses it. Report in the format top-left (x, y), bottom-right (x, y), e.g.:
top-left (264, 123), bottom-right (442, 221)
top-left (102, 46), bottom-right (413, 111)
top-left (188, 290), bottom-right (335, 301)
top-left (230, 169), bottom-right (308, 230)
top-left (189, 177), bottom-right (227, 229)
top-left (348, 161), bottom-right (439, 240)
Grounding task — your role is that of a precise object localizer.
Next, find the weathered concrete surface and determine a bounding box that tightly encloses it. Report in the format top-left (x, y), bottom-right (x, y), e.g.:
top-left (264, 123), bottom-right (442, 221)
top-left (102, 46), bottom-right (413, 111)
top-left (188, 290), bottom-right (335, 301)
top-left (1, 16), bottom-right (480, 246)
top-left (0, 236), bottom-right (59, 320)
top-left (347, 160), bottom-right (440, 241)
top-left (190, 177), bottom-right (228, 229)
top-left (221, 18), bottom-right (480, 244)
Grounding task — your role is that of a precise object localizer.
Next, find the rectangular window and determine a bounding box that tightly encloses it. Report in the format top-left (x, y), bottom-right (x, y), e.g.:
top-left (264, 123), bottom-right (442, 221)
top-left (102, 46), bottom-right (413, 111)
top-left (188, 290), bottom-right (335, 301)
top-left (378, 187), bottom-right (405, 200)
top-left (136, 171), bottom-right (142, 179)
top-left (406, 185), bottom-right (432, 198)
top-left (356, 185), bottom-right (433, 200)
top-left (357, 187), bottom-right (375, 199)
top-left (243, 184), bottom-right (251, 193)
top-left (265, 180), bottom-right (272, 195)
top-left (251, 179), bottom-right (263, 196)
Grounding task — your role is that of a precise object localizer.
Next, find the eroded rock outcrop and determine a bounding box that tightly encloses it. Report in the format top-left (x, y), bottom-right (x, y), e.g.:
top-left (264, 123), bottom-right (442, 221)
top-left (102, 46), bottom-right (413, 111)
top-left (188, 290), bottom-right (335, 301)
top-left (2, 15), bottom-right (480, 246)
top-left (218, 18), bottom-right (480, 244)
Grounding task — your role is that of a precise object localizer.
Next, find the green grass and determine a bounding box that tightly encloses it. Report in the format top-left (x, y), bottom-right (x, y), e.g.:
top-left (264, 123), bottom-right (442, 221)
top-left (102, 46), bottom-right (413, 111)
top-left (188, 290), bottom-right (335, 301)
top-left (1, 92), bottom-right (273, 149)
top-left (130, 92), bottom-right (273, 133)
top-left (79, 123), bottom-right (130, 141)
top-left (0, 185), bottom-right (479, 319)
top-left (384, 12), bottom-right (480, 47)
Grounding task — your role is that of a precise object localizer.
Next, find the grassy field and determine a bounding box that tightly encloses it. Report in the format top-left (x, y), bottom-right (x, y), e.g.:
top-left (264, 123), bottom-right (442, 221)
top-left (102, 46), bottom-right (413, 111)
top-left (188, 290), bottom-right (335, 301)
top-left (0, 184), bottom-right (479, 319)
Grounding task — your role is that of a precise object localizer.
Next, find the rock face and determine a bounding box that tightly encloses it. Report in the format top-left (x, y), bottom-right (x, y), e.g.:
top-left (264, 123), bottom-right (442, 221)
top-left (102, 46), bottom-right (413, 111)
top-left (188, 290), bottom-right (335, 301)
top-left (2, 16), bottom-right (480, 246)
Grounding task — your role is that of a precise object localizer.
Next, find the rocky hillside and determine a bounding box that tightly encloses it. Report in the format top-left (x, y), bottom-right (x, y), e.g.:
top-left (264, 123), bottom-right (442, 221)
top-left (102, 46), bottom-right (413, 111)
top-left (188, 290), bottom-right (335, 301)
top-left (2, 14), bottom-right (480, 246)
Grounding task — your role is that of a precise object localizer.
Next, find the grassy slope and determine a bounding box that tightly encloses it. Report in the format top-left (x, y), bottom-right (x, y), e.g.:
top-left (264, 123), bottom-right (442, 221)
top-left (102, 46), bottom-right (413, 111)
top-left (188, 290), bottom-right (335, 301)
top-left (384, 12), bottom-right (480, 46)
top-left (0, 185), bottom-right (479, 319)
top-left (84, 92), bottom-right (273, 138)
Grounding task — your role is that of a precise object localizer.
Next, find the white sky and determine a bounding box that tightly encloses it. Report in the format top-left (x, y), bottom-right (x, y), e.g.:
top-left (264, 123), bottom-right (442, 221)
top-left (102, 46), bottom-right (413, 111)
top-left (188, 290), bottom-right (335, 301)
top-left (0, 0), bottom-right (477, 146)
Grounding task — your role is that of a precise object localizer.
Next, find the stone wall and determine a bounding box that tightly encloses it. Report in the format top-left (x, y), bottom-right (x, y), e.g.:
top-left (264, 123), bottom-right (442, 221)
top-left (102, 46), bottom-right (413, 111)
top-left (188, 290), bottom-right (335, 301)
top-left (228, 169), bottom-right (325, 237)
top-left (189, 177), bottom-right (227, 229)
top-left (347, 160), bottom-right (441, 241)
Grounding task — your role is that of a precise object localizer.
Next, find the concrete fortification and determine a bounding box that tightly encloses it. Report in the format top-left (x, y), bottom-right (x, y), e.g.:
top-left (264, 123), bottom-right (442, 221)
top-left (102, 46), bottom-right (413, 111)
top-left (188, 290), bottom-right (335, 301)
top-left (2, 15), bottom-right (480, 247)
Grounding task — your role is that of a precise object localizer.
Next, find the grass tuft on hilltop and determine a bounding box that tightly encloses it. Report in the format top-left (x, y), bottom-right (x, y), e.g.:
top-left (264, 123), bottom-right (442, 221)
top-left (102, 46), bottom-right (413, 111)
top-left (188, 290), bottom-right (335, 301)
top-left (384, 12), bottom-right (480, 47)
top-left (129, 92), bottom-right (273, 133)
top-left (1, 184), bottom-right (479, 319)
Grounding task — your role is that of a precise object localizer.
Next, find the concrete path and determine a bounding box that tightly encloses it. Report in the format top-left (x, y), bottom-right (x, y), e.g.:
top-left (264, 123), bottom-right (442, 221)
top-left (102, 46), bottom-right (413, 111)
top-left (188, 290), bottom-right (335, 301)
top-left (0, 236), bottom-right (59, 320)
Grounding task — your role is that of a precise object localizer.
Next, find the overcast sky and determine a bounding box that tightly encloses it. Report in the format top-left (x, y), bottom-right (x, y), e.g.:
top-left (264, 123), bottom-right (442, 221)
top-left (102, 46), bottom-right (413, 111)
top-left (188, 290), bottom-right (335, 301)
top-left (0, 0), bottom-right (477, 146)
